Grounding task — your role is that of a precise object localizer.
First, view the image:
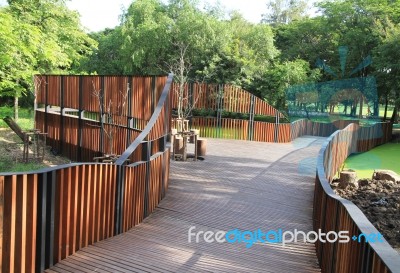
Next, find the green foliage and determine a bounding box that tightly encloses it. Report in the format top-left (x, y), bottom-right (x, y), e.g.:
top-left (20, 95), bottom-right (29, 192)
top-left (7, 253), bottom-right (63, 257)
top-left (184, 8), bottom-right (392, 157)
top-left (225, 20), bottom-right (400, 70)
top-left (0, 8), bottom-right (40, 96)
top-left (190, 108), bottom-right (288, 123)
top-left (78, 27), bottom-right (124, 74)
top-left (373, 19), bottom-right (400, 116)
top-left (0, 106), bottom-right (34, 130)
top-left (120, 0), bottom-right (279, 87)
top-left (203, 13), bottom-right (278, 88)
top-left (0, 159), bottom-right (47, 173)
top-left (0, 0), bottom-right (97, 97)
top-left (257, 59), bottom-right (321, 110)
top-left (262, 0), bottom-right (308, 25)
top-left (2, 0), bottom-right (399, 121)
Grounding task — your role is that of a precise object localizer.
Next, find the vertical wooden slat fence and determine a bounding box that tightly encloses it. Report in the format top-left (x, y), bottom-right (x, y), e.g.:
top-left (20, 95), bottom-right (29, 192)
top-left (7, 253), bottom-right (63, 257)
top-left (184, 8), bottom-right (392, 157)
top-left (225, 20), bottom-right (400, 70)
top-left (181, 116), bottom-right (360, 144)
top-left (170, 83), bottom-right (368, 144)
top-left (0, 74), bottom-right (173, 272)
top-left (34, 75), bottom-right (167, 162)
top-left (170, 82), bottom-right (284, 117)
top-left (170, 82), bottom-right (290, 142)
top-left (290, 119), bottom-right (360, 141)
top-left (313, 121), bottom-right (400, 273)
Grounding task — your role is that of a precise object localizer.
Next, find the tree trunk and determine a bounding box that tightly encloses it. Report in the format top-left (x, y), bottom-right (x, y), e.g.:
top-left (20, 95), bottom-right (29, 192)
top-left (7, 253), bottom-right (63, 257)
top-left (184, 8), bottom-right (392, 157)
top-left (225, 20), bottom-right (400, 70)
top-left (384, 95), bottom-right (389, 120)
top-left (339, 170), bottom-right (358, 189)
top-left (390, 106), bottom-right (398, 124)
top-left (14, 96), bottom-right (19, 121)
top-left (359, 96), bottom-right (363, 118)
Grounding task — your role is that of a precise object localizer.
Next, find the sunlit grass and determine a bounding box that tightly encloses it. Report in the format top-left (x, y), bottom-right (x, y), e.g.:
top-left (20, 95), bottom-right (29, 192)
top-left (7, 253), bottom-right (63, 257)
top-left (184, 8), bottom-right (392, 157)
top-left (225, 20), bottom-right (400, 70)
top-left (0, 106), bottom-right (34, 130)
top-left (344, 143), bottom-right (400, 179)
top-left (0, 157), bottom-right (47, 173)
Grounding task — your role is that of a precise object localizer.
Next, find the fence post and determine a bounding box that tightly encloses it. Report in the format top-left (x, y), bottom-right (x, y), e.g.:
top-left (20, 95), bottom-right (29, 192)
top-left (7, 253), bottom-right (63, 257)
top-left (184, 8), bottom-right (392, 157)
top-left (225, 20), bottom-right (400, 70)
top-left (151, 76), bottom-right (156, 114)
top-left (216, 84), bottom-right (224, 138)
top-left (78, 76), bottom-right (83, 161)
top-left (330, 201), bottom-right (341, 272)
top-left (36, 170), bottom-right (57, 271)
top-left (142, 141), bottom-right (151, 218)
top-left (161, 136), bottom-right (167, 198)
top-left (127, 76), bottom-right (133, 147)
top-left (45, 75), bottom-right (49, 133)
top-left (100, 76), bottom-right (105, 155)
top-left (274, 111), bottom-right (280, 143)
top-left (114, 164), bottom-right (125, 235)
top-left (59, 76), bottom-right (64, 154)
top-left (248, 95), bottom-right (255, 141)
top-left (189, 82), bottom-right (194, 129)
top-left (36, 172), bottom-right (47, 272)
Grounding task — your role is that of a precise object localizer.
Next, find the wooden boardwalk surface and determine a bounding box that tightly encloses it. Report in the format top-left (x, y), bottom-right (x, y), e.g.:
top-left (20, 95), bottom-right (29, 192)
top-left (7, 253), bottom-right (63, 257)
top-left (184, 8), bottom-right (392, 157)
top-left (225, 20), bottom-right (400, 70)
top-left (45, 137), bottom-right (324, 273)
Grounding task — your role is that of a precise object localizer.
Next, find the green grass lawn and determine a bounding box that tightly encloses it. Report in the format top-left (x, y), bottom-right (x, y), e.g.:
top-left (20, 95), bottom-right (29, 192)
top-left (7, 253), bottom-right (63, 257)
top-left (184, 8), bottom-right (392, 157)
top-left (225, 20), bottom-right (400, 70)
top-left (0, 106), bottom-right (34, 130)
top-left (335, 104), bottom-right (394, 118)
top-left (344, 143), bottom-right (400, 179)
top-left (195, 126), bottom-right (245, 139)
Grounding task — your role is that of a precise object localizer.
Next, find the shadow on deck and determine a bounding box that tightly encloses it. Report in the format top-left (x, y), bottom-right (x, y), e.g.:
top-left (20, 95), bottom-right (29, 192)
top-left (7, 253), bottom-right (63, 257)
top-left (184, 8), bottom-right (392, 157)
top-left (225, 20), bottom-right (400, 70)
top-left (46, 137), bottom-right (325, 273)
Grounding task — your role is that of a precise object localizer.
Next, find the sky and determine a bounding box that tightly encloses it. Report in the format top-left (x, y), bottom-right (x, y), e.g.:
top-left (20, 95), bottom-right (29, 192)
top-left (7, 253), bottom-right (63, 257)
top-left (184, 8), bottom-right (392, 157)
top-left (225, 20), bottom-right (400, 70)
top-left (66, 0), bottom-right (268, 32)
top-left (0, 0), bottom-right (318, 33)
top-left (0, 0), bottom-right (269, 32)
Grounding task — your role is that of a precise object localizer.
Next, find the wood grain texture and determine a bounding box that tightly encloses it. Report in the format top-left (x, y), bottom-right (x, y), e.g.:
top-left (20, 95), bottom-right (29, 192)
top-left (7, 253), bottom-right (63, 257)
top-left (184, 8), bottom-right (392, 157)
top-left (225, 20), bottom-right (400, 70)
top-left (45, 137), bottom-right (324, 273)
top-left (314, 121), bottom-right (398, 273)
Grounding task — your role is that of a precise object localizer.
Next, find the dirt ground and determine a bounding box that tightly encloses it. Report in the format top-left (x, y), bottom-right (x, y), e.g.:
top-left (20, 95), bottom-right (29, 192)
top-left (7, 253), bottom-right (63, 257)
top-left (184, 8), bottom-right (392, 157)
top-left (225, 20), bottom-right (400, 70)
top-left (0, 128), bottom-right (70, 172)
top-left (333, 178), bottom-right (400, 254)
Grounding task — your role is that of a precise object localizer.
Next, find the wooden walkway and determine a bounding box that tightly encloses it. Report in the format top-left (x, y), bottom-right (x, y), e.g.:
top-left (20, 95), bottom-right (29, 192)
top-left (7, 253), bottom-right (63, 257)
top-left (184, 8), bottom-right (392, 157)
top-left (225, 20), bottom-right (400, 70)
top-left (45, 137), bottom-right (324, 273)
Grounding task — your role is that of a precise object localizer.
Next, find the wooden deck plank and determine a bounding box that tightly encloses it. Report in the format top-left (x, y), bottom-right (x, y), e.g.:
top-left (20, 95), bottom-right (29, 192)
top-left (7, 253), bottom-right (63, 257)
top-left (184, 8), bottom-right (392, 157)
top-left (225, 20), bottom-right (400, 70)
top-left (72, 252), bottom-right (143, 273)
top-left (46, 137), bottom-right (323, 272)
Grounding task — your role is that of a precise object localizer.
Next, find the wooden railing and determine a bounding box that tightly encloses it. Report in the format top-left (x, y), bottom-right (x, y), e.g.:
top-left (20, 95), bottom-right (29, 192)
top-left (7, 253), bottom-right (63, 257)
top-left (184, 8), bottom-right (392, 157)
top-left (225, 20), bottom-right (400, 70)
top-left (170, 82), bottom-right (284, 117)
top-left (290, 119), bottom-right (360, 141)
top-left (35, 75), bottom-right (167, 162)
top-left (185, 117), bottom-right (291, 143)
top-left (180, 117), bottom-right (360, 144)
top-left (0, 74), bottom-right (173, 272)
top-left (313, 122), bottom-right (400, 272)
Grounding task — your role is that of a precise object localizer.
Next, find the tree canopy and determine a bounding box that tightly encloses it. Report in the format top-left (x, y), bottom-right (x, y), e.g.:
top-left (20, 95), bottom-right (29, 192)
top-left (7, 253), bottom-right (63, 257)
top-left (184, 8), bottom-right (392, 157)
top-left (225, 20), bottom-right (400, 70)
top-left (1, 0), bottom-right (400, 119)
top-left (0, 0), bottom-right (96, 97)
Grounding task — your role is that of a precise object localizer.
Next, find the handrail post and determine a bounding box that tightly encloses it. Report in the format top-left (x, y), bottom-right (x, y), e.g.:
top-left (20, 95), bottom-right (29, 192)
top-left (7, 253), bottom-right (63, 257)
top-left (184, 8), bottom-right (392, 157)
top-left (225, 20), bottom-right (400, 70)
top-left (114, 164), bottom-right (125, 235)
top-left (36, 170), bottom-right (56, 271)
top-left (143, 141), bottom-right (151, 218)
top-left (248, 95), bottom-right (255, 141)
top-left (60, 76), bottom-right (64, 155)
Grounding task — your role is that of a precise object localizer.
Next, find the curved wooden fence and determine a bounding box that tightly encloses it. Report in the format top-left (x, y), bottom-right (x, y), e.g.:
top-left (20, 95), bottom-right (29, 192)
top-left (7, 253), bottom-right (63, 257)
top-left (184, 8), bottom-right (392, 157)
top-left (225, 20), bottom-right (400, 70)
top-left (179, 117), bottom-right (361, 144)
top-left (170, 82), bottom-right (284, 117)
top-left (290, 119), bottom-right (360, 141)
top-left (35, 75), bottom-right (167, 162)
top-left (0, 74), bottom-right (173, 272)
top-left (313, 122), bottom-right (400, 272)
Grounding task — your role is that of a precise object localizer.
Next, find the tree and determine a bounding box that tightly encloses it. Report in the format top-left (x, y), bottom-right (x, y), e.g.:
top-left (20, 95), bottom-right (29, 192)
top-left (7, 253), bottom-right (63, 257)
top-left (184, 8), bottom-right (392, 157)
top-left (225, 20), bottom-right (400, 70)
top-left (373, 20), bottom-right (400, 122)
top-left (0, 8), bottom-right (40, 119)
top-left (202, 12), bottom-right (278, 91)
top-left (7, 0), bottom-right (96, 74)
top-left (258, 59), bottom-right (320, 111)
top-left (0, 0), bottom-right (97, 119)
top-left (262, 0), bottom-right (308, 25)
top-left (77, 27), bottom-right (125, 75)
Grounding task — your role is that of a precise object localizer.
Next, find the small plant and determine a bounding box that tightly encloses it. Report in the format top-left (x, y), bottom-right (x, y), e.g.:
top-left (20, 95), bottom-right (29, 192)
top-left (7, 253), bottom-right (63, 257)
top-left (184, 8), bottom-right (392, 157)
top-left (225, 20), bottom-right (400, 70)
top-left (91, 82), bottom-right (129, 156)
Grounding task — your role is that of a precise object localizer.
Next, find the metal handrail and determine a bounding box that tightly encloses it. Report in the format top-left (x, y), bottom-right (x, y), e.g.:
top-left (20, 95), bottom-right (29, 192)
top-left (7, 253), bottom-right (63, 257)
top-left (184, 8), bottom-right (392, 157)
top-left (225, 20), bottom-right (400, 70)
top-left (115, 73), bottom-right (174, 166)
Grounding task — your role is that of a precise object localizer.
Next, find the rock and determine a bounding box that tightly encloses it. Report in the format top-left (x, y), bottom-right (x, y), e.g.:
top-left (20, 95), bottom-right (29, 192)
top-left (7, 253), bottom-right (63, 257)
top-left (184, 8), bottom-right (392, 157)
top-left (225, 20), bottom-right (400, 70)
top-left (373, 170), bottom-right (400, 184)
top-left (382, 181), bottom-right (395, 190)
top-left (335, 174), bottom-right (400, 251)
top-left (339, 170), bottom-right (358, 189)
top-left (358, 179), bottom-right (370, 187)
top-left (373, 207), bottom-right (387, 213)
